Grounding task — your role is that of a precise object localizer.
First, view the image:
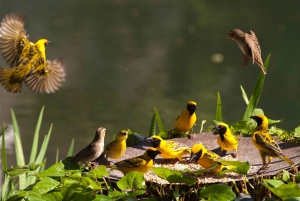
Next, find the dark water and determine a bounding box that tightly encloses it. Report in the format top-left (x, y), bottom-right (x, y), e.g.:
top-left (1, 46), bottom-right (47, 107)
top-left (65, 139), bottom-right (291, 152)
top-left (1, 1), bottom-right (300, 166)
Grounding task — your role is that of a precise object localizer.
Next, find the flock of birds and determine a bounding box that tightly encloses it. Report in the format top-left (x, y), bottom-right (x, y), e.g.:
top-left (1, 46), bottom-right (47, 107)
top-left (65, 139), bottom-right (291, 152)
top-left (74, 101), bottom-right (295, 176)
top-left (0, 12), bottom-right (295, 176)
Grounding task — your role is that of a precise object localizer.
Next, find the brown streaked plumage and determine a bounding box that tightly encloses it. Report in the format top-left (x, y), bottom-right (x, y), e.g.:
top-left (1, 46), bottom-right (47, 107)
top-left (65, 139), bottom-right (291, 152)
top-left (228, 29), bottom-right (266, 74)
top-left (74, 127), bottom-right (106, 164)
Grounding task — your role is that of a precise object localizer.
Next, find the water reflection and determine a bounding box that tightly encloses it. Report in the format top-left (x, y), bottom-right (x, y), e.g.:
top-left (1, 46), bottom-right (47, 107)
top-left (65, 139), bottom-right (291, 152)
top-left (0, 1), bottom-right (300, 166)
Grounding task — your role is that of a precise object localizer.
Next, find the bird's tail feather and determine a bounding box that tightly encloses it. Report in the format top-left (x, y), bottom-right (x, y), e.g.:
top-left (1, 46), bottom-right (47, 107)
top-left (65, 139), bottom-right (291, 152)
top-left (282, 156), bottom-right (294, 166)
top-left (0, 67), bottom-right (22, 93)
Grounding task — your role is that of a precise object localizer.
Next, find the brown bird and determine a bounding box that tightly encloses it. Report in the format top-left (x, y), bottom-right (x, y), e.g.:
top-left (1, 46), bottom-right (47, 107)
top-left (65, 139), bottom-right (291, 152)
top-left (228, 29), bottom-right (266, 74)
top-left (74, 127), bottom-right (106, 164)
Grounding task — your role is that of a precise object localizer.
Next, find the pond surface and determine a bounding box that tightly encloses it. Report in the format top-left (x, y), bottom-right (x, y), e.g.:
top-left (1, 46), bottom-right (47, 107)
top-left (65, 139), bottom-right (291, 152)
top-left (0, 1), bottom-right (300, 165)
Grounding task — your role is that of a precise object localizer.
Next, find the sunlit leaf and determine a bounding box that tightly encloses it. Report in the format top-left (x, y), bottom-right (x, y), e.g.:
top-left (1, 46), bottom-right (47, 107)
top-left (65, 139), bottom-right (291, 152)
top-left (152, 167), bottom-right (197, 186)
top-left (117, 171), bottom-right (146, 196)
top-left (263, 179), bottom-right (300, 200)
top-left (38, 161), bottom-right (67, 177)
top-left (87, 165), bottom-right (109, 179)
top-left (200, 184), bottom-right (235, 201)
top-left (32, 177), bottom-right (60, 194)
top-left (218, 160), bottom-right (250, 176)
top-left (67, 138), bottom-right (75, 157)
top-left (231, 120), bottom-right (254, 135)
top-left (240, 85), bottom-right (249, 105)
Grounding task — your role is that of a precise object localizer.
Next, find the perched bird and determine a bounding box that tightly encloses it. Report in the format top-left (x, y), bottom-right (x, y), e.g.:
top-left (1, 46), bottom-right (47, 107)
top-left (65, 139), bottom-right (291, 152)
top-left (74, 127), bottom-right (106, 164)
top-left (172, 101), bottom-right (197, 136)
top-left (0, 12), bottom-right (66, 93)
top-left (104, 130), bottom-right (128, 160)
top-left (214, 122), bottom-right (238, 158)
top-left (250, 115), bottom-right (294, 171)
top-left (149, 135), bottom-right (191, 161)
top-left (115, 148), bottom-right (161, 175)
top-left (189, 144), bottom-right (226, 174)
top-left (228, 29), bottom-right (266, 74)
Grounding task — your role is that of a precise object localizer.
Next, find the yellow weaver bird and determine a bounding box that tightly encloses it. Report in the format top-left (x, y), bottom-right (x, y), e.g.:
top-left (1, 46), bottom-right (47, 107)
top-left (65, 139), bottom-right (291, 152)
top-left (172, 101), bottom-right (197, 136)
top-left (250, 115), bottom-right (294, 171)
top-left (115, 148), bottom-right (161, 175)
top-left (104, 130), bottom-right (128, 160)
top-left (214, 122), bottom-right (238, 158)
top-left (74, 127), bottom-right (106, 164)
top-left (149, 135), bottom-right (191, 161)
top-left (0, 12), bottom-right (66, 93)
top-left (189, 144), bottom-right (227, 174)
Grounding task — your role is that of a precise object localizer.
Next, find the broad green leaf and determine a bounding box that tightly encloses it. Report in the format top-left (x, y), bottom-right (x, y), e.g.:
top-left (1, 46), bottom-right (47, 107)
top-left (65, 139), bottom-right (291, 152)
top-left (157, 130), bottom-right (169, 138)
top-left (154, 108), bottom-right (164, 132)
top-left (149, 113), bottom-right (156, 137)
top-left (87, 165), bottom-right (109, 179)
top-left (62, 156), bottom-right (80, 170)
top-left (183, 163), bottom-right (218, 175)
top-left (79, 177), bottom-right (101, 190)
top-left (215, 92), bottom-right (222, 121)
top-left (218, 160), bottom-right (250, 176)
top-left (108, 191), bottom-right (127, 199)
top-left (242, 54), bottom-right (271, 120)
top-left (200, 184), bottom-right (235, 201)
top-left (38, 161), bottom-right (67, 177)
top-left (231, 120), bottom-right (254, 135)
top-left (117, 171), bottom-right (146, 196)
top-left (32, 177), bottom-right (60, 194)
top-left (264, 179), bottom-right (300, 200)
top-left (294, 126), bottom-right (300, 138)
top-left (152, 167), bottom-right (198, 186)
top-left (281, 170), bottom-right (290, 183)
top-left (93, 194), bottom-right (112, 201)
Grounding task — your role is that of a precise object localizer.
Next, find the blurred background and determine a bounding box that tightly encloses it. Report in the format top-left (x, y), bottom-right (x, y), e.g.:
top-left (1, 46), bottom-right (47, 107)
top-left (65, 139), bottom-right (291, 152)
top-left (0, 1), bottom-right (300, 166)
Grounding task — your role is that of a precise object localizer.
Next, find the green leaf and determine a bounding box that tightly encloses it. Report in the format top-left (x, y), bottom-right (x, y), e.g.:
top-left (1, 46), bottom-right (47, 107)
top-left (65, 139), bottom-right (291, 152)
top-left (87, 165), bottom-right (109, 179)
top-left (117, 171), bottom-right (146, 196)
top-left (231, 120), bottom-right (254, 135)
top-left (215, 92), bottom-right (222, 121)
top-left (218, 160), bottom-right (250, 177)
top-left (183, 163), bottom-right (218, 175)
top-left (93, 194), bottom-right (112, 201)
top-left (242, 54), bottom-right (271, 120)
top-left (240, 85), bottom-right (249, 105)
top-left (38, 161), bottom-right (67, 177)
top-left (62, 156), bottom-right (80, 170)
top-left (281, 170), bottom-right (290, 183)
top-left (152, 167), bottom-right (198, 186)
top-left (126, 132), bottom-right (144, 147)
top-left (67, 138), bottom-right (75, 157)
top-left (108, 191), bottom-right (127, 199)
top-left (32, 177), bottom-right (60, 194)
top-left (263, 179), bottom-right (300, 200)
top-left (79, 177), bottom-right (101, 190)
top-left (149, 113), bottom-right (156, 137)
top-left (200, 184), bottom-right (235, 201)
top-left (6, 165), bottom-right (31, 178)
top-left (154, 108), bottom-right (164, 132)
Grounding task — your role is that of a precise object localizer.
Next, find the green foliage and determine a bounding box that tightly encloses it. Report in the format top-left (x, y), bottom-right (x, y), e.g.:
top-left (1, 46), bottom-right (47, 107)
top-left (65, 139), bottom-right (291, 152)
top-left (215, 92), bottom-right (222, 122)
top-left (200, 184), bottom-right (236, 201)
top-left (126, 129), bottom-right (144, 147)
top-left (218, 160), bottom-right (250, 177)
top-left (263, 179), bottom-right (300, 200)
top-left (152, 167), bottom-right (198, 186)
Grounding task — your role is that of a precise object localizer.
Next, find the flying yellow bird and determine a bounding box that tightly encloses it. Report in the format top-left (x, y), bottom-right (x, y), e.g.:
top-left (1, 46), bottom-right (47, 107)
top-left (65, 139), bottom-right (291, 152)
top-left (0, 12), bottom-right (66, 93)
top-left (189, 144), bottom-right (226, 174)
top-left (104, 130), bottom-right (128, 160)
top-left (214, 122), bottom-right (238, 158)
top-left (173, 101), bottom-right (197, 136)
top-left (250, 115), bottom-right (294, 171)
top-left (115, 148), bottom-right (161, 175)
top-left (74, 127), bottom-right (106, 164)
top-left (149, 135), bottom-right (191, 161)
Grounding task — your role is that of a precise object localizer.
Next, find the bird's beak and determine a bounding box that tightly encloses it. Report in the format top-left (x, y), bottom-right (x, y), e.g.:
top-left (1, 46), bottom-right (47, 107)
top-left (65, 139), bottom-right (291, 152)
top-left (155, 150), bottom-right (161, 155)
top-left (189, 154), bottom-right (197, 163)
top-left (212, 125), bottom-right (219, 135)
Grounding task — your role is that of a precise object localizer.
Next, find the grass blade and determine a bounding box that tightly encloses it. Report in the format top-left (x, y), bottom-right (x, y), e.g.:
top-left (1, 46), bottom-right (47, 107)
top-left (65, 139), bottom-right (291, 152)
top-left (199, 120), bottom-right (206, 133)
top-left (148, 113), bottom-right (156, 137)
top-left (1, 124), bottom-right (7, 171)
top-left (215, 92), bottom-right (222, 121)
top-left (67, 138), bottom-right (75, 157)
top-left (56, 148), bottom-right (59, 163)
top-left (242, 55), bottom-right (271, 120)
top-left (36, 124), bottom-right (53, 163)
top-left (11, 109), bottom-right (26, 190)
top-left (154, 107), bottom-right (164, 132)
top-left (240, 85), bottom-right (249, 105)
top-left (29, 106), bottom-right (44, 164)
